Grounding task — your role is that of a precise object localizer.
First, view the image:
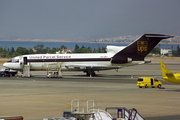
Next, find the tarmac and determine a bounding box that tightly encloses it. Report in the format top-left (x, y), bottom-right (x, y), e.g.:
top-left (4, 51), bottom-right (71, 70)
top-left (0, 57), bottom-right (180, 120)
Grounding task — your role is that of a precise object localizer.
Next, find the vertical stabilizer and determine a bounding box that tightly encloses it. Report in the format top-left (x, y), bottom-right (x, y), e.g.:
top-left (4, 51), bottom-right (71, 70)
top-left (160, 61), bottom-right (173, 77)
top-left (111, 34), bottom-right (173, 64)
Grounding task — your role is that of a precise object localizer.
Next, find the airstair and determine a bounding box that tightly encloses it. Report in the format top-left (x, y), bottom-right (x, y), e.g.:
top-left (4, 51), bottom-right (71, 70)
top-left (43, 100), bottom-right (145, 120)
top-left (22, 63), bottom-right (31, 77)
top-left (46, 63), bottom-right (62, 78)
top-left (105, 107), bottom-right (144, 120)
top-left (21, 56), bottom-right (31, 77)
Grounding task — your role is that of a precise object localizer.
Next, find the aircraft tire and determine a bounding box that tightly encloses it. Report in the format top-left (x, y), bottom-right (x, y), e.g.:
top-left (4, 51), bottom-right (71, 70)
top-left (86, 71), bottom-right (96, 76)
top-left (92, 71), bottom-right (96, 76)
top-left (86, 72), bottom-right (90, 76)
top-left (158, 84), bottom-right (161, 88)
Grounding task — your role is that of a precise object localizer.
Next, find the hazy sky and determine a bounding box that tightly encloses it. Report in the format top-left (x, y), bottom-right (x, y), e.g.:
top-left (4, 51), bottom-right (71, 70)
top-left (0, 0), bottom-right (180, 40)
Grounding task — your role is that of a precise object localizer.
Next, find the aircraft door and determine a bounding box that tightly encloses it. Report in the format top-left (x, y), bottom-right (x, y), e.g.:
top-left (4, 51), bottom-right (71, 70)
top-left (18, 56), bottom-right (23, 65)
top-left (23, 57), bottom-right (27, 65)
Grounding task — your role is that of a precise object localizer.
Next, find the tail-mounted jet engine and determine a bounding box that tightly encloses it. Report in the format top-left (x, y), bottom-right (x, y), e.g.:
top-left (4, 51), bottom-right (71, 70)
top-left (111, 57), bottom-right (132, 64)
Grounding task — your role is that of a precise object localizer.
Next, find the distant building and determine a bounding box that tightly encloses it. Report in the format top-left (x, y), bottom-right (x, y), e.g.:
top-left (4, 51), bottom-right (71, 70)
top-left (56, 49), bottom-right (74, 54)
top-left (161, 48), bottom-right (172, 57)
top-left (62, 49), bottom-right (74, 54)
top-left (32, 49), bottom-right (36, 53)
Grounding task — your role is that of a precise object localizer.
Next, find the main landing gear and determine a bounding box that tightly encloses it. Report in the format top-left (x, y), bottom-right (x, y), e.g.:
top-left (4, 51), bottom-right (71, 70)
top-left (85, 71), bottom-right (96, 77)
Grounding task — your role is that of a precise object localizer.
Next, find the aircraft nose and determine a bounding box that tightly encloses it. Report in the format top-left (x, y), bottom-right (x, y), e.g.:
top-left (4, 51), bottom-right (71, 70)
top-left (3, 62), bottom-right (9, 68)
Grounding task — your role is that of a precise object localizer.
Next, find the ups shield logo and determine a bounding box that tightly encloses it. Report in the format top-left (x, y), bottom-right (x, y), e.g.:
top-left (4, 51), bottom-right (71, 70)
top-left (137, 41), bottom-right (148, 55)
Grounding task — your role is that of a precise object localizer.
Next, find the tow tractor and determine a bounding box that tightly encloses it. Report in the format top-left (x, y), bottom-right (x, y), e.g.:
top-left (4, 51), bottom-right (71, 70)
top-left (1, 69), bottom-right (17, 76)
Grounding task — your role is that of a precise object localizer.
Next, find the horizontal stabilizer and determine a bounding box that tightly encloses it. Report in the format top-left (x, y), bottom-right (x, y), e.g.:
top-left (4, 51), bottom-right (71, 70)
top-left (145, 34), bottom-right (174, 38)
top-left (160, 61), bottom-right (174, 77)
top-left (166, 72), bottom-right (175, 76)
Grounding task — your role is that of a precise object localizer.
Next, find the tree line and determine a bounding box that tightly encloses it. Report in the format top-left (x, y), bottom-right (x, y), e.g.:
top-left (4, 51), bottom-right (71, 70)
top-left (0, 44), bottom-right (106, 58)
top-left (1, 44), bottom-right (180, 58)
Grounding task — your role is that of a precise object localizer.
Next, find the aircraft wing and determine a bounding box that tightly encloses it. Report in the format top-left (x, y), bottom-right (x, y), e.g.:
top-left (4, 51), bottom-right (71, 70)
top-left (65, 65), bottom-right (122, 71)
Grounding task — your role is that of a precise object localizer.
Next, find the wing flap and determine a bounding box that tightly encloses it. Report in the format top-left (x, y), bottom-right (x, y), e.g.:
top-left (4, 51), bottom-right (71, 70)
top-left (65, 65), bottom-right (122, 70)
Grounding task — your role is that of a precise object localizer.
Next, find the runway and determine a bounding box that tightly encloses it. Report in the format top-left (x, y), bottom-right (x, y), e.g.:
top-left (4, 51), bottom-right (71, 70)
top-left (0, 58), bottom-right (180, 120)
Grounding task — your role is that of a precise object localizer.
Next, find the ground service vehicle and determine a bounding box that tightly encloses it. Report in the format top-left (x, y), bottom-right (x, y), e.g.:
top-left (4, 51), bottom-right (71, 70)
top-left (0, 69), bottom-right (17, 76)
top-left (137, 77), bottom-right (162, 88)
top-left (0, 71), bottom-right (10, 77)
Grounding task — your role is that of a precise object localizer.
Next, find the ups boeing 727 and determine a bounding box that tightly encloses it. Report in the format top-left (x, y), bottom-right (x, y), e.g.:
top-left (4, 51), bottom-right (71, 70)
top-left (3, 34), bottom-right (173, 77)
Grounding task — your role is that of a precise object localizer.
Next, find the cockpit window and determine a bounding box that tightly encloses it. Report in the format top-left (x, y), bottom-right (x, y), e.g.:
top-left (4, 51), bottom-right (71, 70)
top-left (137, 79), bottom-right (143, 81)
top-left (8, 59), bottom-right (19, 62)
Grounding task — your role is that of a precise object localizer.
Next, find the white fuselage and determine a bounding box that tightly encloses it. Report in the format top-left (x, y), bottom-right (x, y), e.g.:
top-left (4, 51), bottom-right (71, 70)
top-left (3, 53), bottom-right (144, 71)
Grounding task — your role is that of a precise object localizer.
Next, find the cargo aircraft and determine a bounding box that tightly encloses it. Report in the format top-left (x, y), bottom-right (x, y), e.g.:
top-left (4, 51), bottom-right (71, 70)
top-left (3, 34), bottom-right (173, 77)
top-left (160, 61), bottom-right (180, 83)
